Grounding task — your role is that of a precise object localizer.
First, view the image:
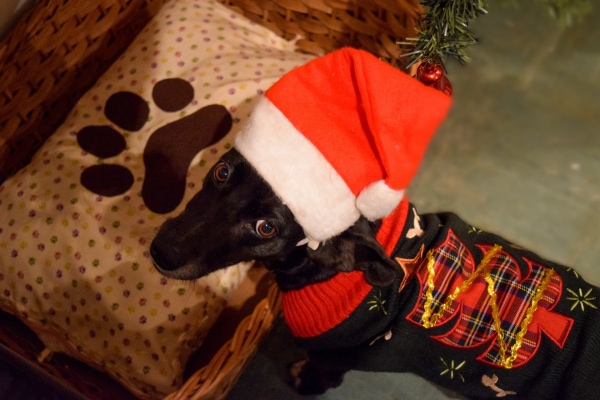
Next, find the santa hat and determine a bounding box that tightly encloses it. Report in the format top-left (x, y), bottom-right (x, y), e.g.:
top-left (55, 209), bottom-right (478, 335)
top-left (235, 48), bottom-right (452, 242)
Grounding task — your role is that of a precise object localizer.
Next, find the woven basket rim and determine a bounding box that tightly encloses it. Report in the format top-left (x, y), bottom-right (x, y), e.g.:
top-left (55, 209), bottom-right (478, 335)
top-left (0, 0), bottom-right (423, 398)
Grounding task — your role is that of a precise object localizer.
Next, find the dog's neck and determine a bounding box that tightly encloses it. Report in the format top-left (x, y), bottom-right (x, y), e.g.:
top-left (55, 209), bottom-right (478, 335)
top-left (278, 199), bottom-right (414, 339)
top-left (267, 199), bottom-right (411, 291)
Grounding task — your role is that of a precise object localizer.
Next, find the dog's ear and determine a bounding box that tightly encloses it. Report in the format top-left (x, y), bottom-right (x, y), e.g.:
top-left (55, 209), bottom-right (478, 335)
top-left (344, 218), bottom-right (400, 287)
top-left (307, 218), bottom-right (400, 287)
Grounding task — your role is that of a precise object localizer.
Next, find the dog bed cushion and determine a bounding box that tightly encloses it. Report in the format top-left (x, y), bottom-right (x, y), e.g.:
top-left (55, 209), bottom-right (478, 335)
top-left (0, 0), bottom-right (314, 397)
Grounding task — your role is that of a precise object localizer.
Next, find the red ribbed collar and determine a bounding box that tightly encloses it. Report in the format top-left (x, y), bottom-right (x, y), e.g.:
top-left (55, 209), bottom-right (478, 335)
top-left (282, 198), bottom-right (409, 338)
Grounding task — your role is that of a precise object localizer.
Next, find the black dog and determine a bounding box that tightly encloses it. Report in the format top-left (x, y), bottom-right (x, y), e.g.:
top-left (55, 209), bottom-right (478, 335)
top-left (151, 149), bottom-right (398, 289)
top-left (151, 149), bottom-right (600, 400)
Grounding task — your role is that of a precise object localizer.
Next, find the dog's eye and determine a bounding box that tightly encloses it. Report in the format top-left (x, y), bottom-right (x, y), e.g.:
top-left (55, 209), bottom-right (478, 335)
top-left (255, 220), bottom-right (277, 238)
top-left (213, 163), bottom-right (230, 183)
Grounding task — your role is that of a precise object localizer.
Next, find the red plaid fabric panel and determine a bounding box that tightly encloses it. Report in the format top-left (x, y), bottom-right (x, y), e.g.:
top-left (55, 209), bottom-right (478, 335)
top-left (407, 230), bottom-right (573, 368)
top-left (407, 230), bottom-right (477, 325)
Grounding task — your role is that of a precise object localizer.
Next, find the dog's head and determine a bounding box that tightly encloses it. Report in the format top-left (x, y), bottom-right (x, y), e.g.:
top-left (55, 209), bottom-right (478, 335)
top-left (150, 149), bottom-right (399, 290)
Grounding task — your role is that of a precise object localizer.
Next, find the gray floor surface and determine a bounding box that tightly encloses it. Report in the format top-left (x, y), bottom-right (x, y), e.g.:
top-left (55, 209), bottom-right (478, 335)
top-left (226, 3), bottom-right (600, 400)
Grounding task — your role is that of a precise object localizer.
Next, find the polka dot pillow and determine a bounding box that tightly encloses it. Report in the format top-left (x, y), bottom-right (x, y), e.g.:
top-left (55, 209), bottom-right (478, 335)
top-left (0, 0), bottom-right (314, 398)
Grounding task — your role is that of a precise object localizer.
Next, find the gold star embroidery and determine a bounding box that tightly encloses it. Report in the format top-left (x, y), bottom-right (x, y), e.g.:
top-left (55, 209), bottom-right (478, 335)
top-left (367, 290), bottom-right (387, 315)
top-left (468, 226), bottom-right (483, 234)
top-left (440, 358), bottom-right (465, 382)
top-left (395, 244), bottom-right (425, 293)
top-left (565, 267), bottom-right (580, 279)
top-left (567, 287), bottom-right (598, 311)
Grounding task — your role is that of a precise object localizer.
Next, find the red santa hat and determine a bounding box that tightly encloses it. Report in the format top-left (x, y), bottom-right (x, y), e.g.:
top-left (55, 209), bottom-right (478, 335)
top-left (235, 48), bottom-right (452, 242)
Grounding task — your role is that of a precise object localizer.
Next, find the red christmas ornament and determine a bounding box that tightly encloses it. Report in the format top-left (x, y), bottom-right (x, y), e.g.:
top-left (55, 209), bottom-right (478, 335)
top-left (416, 62), bottom-right (453, 97)
top-left (433, 75), bottom-right (453, 97)
top-left (416, 62), bottom-right (443, 85)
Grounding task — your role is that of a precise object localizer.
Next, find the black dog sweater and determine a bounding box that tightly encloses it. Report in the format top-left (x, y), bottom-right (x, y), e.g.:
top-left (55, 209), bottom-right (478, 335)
top-left (281, 199), bottom-right (600, 399)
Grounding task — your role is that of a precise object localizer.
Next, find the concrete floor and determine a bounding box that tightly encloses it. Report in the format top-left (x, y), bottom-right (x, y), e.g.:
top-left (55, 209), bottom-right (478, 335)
top-left (227, 3), bottom-right (600, 400)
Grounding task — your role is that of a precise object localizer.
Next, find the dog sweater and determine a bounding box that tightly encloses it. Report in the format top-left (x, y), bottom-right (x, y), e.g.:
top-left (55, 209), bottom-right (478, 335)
top-left (281, 199), bottom-right (600, 399)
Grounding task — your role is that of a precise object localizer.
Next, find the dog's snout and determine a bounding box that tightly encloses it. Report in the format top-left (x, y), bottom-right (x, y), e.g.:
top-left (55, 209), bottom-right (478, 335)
top-left (150, 241), bottom-right (180, 272)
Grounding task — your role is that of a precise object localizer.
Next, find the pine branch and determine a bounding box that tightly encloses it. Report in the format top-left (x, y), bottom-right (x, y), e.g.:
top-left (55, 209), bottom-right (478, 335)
top-left (398, 0), bottom-right (489, 70)
top-left (399, 0), bottom-right (593, 72)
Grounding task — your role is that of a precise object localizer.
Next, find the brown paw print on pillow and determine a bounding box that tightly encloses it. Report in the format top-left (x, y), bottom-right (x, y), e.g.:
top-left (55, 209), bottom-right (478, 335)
top-left (77, 78), bottom-right (232, 213)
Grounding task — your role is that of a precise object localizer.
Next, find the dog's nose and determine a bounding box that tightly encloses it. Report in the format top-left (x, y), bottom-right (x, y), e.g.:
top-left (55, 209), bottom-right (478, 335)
top-left (149, 242), bottom-right (180, 272)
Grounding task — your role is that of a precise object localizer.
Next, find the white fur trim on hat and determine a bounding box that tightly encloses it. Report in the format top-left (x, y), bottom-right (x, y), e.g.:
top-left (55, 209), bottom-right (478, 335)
top-left (356, 180), bottom-right (405, 221)
top-left (235, 98), bottom-right (360, 242)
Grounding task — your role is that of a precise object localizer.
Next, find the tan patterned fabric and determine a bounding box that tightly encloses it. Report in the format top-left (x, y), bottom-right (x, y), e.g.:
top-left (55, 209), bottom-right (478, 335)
top-left (0, 0), bottom-right (314, 397)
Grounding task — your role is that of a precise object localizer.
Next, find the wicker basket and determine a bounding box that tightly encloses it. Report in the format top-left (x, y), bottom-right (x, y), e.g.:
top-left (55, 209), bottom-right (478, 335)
top-left (0, 0), bottom-right (421, 398)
